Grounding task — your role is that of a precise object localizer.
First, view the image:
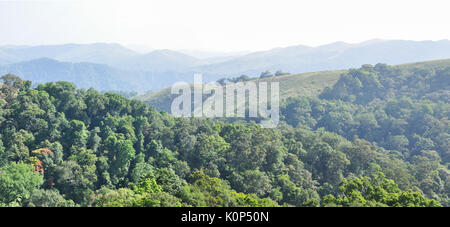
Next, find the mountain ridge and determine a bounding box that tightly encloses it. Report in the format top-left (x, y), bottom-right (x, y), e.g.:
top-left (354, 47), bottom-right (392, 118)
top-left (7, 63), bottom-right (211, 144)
top-left (3, 40), bottom-right (450, 92)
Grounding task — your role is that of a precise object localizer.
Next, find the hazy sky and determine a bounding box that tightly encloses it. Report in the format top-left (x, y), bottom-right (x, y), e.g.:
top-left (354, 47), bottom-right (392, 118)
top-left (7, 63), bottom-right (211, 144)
top-left (1, 0), bottom-right (450, 51)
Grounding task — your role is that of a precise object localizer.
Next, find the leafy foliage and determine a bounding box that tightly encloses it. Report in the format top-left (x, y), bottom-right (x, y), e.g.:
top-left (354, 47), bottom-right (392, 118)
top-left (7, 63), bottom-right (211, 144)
top-left (323, 172), bottom-right (441, 207)
top-left (0, 63), bottom-right (448, 207)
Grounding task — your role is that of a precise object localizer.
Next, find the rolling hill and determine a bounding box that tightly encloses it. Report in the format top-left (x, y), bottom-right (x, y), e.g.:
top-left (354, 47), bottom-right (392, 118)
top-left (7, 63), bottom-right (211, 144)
top-left (135, 69), bottom-right (346, 113)
top-left (135, 58), bottom-right (450, 113)
top-left (116, 49), bottom-right (201, 72)
top-left (3, 40), bottom-right (450, 92)
top-left (0, 58), bottom-right (193, 92)
top-left (196, 39), bottom-right (450, 76)
top-left (0, 43), bottom-right (138, 66)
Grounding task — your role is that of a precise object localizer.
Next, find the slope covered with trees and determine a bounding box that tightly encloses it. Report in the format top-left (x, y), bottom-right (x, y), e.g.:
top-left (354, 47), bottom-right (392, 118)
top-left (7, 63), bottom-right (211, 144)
top-left (0, 66), bottom-right (446, 206)
top-left (280, 62), bottom-right (449, 205)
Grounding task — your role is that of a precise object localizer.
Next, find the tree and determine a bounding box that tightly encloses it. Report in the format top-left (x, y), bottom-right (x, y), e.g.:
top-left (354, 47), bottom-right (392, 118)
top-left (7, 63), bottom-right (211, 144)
top-left (0, 162), bottom-right (44, 204)
top-left (24, 189), bottom-right (75, 207)
top-left (190, 134), bottom-right (229, 175)
top-left (304, 142), bottom-right (349, 186)
top-left (230, 170), bottom-right (272, 197)
top-left (63, 120), bottom-right (89, 152)
top-left (323, 172), bottom-right (441, 207)
top-left (217, 78), bottom-right (227, 85)
top-left (53, 160), bottom-right (87, 203)
top-left (275, 70), bottom-right (290, 76)
top-left (104, 135), bottom-right (136, 185)
top-left (0, 74), bottom-right (25, 105)
top-left (5, 130), bottom-right (34, 162)
top-left (260, 71), bottom-right (273, 78)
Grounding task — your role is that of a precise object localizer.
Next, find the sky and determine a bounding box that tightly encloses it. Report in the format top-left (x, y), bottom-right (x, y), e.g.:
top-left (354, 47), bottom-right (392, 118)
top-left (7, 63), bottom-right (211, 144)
top-left (1, 0), bottom-right (450, 52)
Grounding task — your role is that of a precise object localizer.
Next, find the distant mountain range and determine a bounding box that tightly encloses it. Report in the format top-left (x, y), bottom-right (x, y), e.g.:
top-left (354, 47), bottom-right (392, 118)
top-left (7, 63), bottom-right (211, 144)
top-left (0, 58), bottom-right (191, 92)
top-left (197, 39), bottom-right (450, 75)
top-left (2, 39), bottom-right (450, 92)
top-left (0, 43), bottom-right (137, 66)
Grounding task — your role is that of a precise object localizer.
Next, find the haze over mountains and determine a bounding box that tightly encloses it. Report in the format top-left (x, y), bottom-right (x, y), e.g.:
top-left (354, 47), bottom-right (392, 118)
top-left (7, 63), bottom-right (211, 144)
top-left (1, 39), bottom-right (450, 92)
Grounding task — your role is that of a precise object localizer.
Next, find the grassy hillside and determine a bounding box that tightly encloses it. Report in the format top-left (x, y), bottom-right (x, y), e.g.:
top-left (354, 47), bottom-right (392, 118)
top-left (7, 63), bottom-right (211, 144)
top-left (136, 58), bottom-right (450, 113)
top-left (135, 69), bottom-right (345, 113)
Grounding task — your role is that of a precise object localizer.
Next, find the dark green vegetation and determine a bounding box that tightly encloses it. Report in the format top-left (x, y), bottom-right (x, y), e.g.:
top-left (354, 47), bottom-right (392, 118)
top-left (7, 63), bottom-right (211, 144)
top-left (0, 58), bottom-right (448, 207)
top-left (281, 60), bottom-right (450, 206)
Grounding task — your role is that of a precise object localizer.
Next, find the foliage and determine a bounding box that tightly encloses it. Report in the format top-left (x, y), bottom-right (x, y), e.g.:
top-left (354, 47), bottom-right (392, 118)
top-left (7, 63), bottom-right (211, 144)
top-left (0, 68), bottom-right (448, 207)
top-left (323, 172), bottom-right (441, 207)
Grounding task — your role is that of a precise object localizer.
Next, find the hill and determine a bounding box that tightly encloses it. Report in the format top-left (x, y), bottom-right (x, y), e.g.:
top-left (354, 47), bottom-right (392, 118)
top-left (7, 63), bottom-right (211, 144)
top-left (0, 43), bottom-right (138, 66)
top-left (3, 40), bottom-right (450, 92)
top-left (135, 69), bottom-right (344, 113)
top-left (0, 73), bottom-right (445, 207)
top-left (0, 58), bottom-right (194, 92)
top-left (116, 49), bottom-right (201, 72)
top-left (197, 40), bottom-right (450, 76)
top-left (138, 58), bottom-right (450, 113)
top-left (0, 58), bottom-right (145, 91)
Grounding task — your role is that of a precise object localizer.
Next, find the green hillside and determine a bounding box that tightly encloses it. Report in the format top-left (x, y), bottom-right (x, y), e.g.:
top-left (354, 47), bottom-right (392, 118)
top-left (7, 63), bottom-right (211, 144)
top-left (0, 72), bottom-right (445, 207)
top-left (133, 58), bottom-right (450, 206)
top-left (136, 58), bottom-right (450, 113)
top-left (0, 58), bottom-right (448, 207)
top-left (135, 69), bottom-right (344, 113)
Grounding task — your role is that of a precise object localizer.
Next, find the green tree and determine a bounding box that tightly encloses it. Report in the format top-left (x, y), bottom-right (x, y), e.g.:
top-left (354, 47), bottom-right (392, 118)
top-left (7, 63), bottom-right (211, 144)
top-left (0, 162), bottom-right (44, 204)
top-left (323, 172), bottom-right (441, 207)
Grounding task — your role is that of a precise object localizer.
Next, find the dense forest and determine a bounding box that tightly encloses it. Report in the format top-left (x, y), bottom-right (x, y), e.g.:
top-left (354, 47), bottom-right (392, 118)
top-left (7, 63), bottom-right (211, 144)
top-left (0, 61), bottom-right (448, 207)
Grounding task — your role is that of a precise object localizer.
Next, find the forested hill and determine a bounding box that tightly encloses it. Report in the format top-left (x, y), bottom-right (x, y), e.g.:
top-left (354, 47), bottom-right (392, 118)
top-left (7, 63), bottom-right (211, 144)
top-left (135, 59), bottom-right (450, 207)
top-left (283, 60), bottom-right (449, 163)
top-left (0, 60), bottom-right (448, 206)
